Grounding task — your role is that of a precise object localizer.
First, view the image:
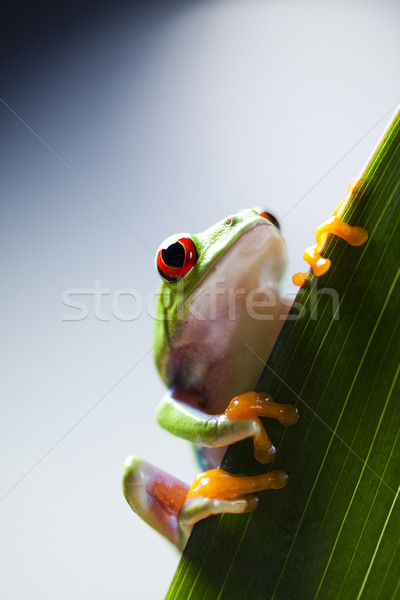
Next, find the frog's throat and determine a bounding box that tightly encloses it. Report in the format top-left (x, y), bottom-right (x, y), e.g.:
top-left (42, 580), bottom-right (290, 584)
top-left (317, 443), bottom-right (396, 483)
top-left (175, 221), bottom-right (282, 315)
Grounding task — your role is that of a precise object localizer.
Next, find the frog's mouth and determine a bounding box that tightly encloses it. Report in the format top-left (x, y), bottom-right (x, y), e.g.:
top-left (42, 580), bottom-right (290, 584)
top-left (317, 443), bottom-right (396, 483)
top-left (177, 220), bottom-right (287, 317)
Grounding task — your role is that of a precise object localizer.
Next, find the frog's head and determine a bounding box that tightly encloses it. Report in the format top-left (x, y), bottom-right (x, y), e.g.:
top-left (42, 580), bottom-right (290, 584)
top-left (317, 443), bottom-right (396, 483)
top-left (153, 208), bottom-right (287, 380)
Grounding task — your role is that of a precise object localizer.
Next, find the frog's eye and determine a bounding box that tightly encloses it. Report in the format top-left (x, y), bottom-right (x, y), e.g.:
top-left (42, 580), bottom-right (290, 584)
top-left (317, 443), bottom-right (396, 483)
top-left (258, 210), bottom-right (280, 229)
top-left (156, 236), bottom-right (198, 283)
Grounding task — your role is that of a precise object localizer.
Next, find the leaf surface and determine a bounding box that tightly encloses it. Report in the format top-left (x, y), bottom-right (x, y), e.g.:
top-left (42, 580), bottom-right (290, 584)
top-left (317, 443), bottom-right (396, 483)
top-left (166, 108), bottom-right (400, 600)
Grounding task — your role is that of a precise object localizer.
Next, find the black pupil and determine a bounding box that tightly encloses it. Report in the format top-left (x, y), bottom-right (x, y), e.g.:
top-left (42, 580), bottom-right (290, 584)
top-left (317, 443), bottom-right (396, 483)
top-left (265, 212), bottom-right (280, 229)
top-left (161, 242), bottom-right (185, 268)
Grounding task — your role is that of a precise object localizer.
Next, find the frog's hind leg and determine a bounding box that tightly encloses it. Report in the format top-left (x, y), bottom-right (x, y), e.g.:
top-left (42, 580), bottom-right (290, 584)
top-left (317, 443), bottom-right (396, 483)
top-left (123, 457), bottom-right (288, 550)
top-left (178, 467), bottom-right (288, 550)
top-left (122, 456), bottom-right (189, 548)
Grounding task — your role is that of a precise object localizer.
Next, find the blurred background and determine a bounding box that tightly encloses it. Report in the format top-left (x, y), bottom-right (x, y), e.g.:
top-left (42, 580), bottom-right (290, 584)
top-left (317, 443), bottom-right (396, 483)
top-left (1, 0), bottom-right (399, 597)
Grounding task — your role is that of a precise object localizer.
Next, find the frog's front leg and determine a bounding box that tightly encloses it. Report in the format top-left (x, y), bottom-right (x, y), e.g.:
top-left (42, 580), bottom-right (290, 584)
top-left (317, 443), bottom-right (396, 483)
top-left (157, 391), bottom-right (299, 464)
top-left (293, 179), bottom-right (369, 287)
top-left (123, 457), bottom-right (288, 550)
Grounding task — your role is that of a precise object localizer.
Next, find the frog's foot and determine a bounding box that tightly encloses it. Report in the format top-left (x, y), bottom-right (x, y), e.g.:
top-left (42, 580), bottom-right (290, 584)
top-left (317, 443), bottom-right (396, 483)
top-left (178, 467), bottom-right (288, 549)
top-left (122, 456), bottom-right (189, 548)
top-left (293, 180), bottom-right (368, 286)
top-left (224, 392), bottom-right (299, 463)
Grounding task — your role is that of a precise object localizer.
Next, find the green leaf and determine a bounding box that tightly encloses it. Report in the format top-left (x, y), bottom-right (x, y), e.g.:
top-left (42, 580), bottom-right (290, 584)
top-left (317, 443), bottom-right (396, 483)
top-left (166, 108), bottom-right (400, 600)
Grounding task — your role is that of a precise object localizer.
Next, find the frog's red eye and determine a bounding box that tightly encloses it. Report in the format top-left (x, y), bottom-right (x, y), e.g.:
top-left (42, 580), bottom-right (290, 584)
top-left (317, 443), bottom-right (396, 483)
top-left (258, 210), bottom-right (280, 229)
top-left (156, 236), bottom-right (198, 283)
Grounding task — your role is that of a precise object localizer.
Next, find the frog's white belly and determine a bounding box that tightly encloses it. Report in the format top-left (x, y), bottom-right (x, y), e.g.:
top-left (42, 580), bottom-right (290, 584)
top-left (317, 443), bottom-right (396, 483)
top-left (171, 223), bottom-right (288, 415)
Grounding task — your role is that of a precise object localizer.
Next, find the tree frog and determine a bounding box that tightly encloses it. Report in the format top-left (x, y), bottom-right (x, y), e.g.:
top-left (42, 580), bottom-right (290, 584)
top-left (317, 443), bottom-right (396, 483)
top-left (123, 208), bottom-right (299, 550)
top-left (122, 193), bottom-right (368, 551)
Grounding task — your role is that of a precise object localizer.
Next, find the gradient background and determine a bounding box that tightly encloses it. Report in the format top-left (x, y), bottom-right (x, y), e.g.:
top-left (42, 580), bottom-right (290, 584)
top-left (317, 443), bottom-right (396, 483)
top-left (1, 1), bottom-right (399, 598)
